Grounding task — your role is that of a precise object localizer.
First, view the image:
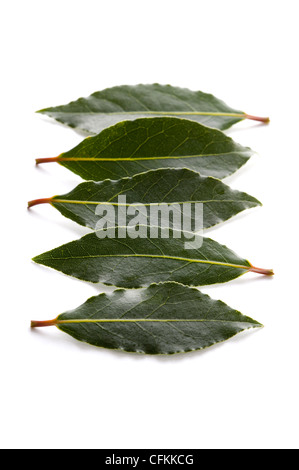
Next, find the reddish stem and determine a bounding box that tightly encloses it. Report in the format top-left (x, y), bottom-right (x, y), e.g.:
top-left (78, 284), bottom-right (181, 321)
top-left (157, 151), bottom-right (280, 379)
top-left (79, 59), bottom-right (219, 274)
top-left (31, 318), bottom-right (58, 328)
top-left (249, 266), bottom-right (274, 276)
top-left (36, 157), bottom-right (60, 165)
top-left (28, 198), bottom-right (52, 208)
top-left (245, 114), bottom-right (270, 124)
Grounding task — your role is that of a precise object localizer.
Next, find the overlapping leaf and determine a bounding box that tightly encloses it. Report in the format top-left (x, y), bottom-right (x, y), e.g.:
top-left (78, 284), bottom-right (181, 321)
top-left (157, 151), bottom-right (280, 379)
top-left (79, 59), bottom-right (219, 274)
top-left (36, 117), bottom-right (254, 180)
top-left (31, 282), bottom-right (262, 354)
top-left (28, 168), bottom-right (261, 230)
top-left (37, 83), bottom-right (269, 134)
top-left (33, 227), bottom-right (273, 288)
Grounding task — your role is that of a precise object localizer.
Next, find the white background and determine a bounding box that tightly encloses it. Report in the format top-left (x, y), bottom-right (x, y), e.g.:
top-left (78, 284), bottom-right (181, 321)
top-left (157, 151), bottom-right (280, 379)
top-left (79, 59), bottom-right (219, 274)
top-left (1, 0), bottom-right (298, 450)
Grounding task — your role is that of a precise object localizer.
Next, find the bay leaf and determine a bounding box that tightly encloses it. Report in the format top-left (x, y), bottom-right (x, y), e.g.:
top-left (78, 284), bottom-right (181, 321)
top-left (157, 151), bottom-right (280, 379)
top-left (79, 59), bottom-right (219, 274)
top-left (28, 168), bottom-right (261, 230)
top-left (33, 228), bottom-right (273, 288)
top-left (31, 282), bottom-right (262, 354)
top-left (36, 117), bottom-right (254, 180)
top-left (36, 83), bottom-right (269, 134)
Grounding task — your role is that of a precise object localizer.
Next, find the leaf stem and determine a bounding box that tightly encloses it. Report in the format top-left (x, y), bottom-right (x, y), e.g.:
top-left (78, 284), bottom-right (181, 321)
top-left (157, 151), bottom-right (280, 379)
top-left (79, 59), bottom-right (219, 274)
top-left (28, 198), bottom-right (52, 208)
top-left (36, 157), bottom-right (60, 165)
top-left (249, 265), bottom-right (274, 276)
top-left (31, 318), bottom-right (58, 328)
top-left (245, 114), bottom-right (270, 124)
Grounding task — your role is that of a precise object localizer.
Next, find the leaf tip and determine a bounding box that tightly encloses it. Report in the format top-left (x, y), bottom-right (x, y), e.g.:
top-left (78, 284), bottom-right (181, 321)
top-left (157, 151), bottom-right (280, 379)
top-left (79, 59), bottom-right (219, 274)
top-left (32, 254), bottom-right (41, 264)
top-left (36, 107), bottom-right (51, 115)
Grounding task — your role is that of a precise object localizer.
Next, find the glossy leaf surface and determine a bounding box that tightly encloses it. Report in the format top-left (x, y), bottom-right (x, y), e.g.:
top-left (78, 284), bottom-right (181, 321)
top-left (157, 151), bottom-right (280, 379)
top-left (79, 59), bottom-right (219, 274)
top-left (36, 117), bottom-right (253, 180)
top-left (31, 282), bottom-right (262, 355)
top-left (37, 83), bottom-right (269, 133)
top-left (28, 168), bottom-right (261, 230)
top-left (33, 228), bottom-right (273, 288)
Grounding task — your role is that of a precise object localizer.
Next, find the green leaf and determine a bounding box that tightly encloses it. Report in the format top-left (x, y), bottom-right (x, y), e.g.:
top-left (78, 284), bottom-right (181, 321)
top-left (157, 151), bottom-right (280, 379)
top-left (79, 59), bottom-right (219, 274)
top-left (28, 168), bottom-right (261, 230)
top-left (36, 117), bottom-right (254, 180)
top-left (33, 229), bottom-right (273, 288)
top-left (31, 282), bottom-right (262, 355)
top-left (36, 83), bottom-right (269, 133)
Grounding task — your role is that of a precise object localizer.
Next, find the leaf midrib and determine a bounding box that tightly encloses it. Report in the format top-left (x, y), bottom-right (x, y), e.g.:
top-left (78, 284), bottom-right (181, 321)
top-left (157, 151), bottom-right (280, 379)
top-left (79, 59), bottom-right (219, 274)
top-left (58, 150), bottom-right (249, 162)
top-left (48, 111), bottom-right (246, 117)
top-left (42, 253), bottom-right (249, 271)
top-left (57, 318), bottom-right (251, 324)
top-left (53, 199), bottom-right (254, 206)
